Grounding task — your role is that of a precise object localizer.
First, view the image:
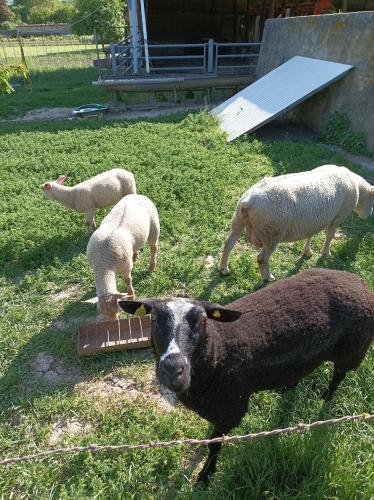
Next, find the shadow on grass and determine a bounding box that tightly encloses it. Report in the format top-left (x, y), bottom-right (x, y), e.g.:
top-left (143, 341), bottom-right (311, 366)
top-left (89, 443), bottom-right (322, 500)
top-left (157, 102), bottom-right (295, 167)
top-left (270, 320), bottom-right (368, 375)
top-left (0, 296), bottom-right (153, 418)
top-left (0, 230), bottom-right (87, 283)
top-left (165, 384), bottom-right (337, 498)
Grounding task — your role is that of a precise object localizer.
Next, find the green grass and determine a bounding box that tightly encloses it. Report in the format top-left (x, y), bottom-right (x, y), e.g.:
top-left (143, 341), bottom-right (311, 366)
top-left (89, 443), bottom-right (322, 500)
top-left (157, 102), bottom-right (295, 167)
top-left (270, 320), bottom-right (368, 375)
top-left (0, 66), bottom-right (108, 119)
top-left (0, 113), bottom-right (373, 498)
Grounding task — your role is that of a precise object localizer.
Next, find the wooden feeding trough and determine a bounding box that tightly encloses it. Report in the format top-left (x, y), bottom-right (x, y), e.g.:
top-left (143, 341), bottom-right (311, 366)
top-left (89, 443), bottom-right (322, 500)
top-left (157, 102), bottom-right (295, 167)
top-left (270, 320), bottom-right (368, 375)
top-left (77, 316), bottom-right (152, 356)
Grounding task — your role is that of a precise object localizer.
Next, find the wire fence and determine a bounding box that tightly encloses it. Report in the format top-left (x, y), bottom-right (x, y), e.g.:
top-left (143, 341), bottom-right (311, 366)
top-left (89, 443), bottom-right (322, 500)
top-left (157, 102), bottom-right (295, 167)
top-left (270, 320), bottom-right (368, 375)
top-left (0, 413), bottom-right (373, 467)
top-left (0, 34), bottom-right (98, 70)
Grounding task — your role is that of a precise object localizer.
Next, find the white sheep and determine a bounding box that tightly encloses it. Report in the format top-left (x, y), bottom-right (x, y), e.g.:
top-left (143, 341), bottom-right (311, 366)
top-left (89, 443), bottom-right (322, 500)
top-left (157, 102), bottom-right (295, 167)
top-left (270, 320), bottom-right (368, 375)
top-left (220, 165), bottom-right (374, 281)
top-left (41, 168), bottom-right (137, 235)
top-left (86, 194), bottom-right (160, 321)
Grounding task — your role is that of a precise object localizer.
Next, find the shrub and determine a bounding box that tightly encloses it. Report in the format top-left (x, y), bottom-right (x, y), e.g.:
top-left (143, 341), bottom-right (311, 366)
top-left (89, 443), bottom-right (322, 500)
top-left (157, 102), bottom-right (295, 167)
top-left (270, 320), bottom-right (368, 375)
top-left (321, 112), bottom-right (368, 155)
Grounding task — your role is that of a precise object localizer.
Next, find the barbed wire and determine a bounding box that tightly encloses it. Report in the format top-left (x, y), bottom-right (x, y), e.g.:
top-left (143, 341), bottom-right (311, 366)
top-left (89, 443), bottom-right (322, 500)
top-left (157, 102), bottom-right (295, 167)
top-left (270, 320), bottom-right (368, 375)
top-left (0, 413), bottom-right (373, 467)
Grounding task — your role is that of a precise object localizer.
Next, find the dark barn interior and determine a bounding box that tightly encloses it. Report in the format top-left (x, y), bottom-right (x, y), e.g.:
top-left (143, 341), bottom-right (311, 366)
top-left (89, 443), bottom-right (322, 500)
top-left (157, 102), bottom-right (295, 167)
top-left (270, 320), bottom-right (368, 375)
top-left (146, 0), bottom-right (264, 43)
top-left (145, 0), bottom-right (374, 44)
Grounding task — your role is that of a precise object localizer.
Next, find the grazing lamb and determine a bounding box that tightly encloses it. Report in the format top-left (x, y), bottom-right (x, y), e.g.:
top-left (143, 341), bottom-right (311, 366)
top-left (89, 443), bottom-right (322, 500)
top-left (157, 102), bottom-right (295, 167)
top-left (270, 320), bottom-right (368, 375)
top-left (119, 268), bottom-right (374, 484)
top-left (220, 165), bottom-right (374, 281)
top-left (41, 168), bottom-right (137, 235)
top-left (86, 194), bottom-right (160, 321)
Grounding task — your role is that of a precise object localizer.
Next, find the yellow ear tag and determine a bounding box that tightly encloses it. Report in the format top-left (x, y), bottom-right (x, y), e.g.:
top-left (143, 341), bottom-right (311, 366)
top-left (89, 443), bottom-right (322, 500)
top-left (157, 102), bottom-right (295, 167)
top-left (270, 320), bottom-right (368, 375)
top-left (136, 304), bottom-right (147, 316)
top-left (212, 310), bottom-right (221, 319)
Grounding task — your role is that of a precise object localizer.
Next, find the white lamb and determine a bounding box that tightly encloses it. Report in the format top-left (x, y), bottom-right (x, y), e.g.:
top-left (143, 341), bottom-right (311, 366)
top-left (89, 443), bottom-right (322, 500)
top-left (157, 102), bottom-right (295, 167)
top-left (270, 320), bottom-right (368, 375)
top-left (41, 168), bottom-right (137, 235)
top-left (220, 165), bottom-right (374, 281)
top-left (86, 194), bottom-right (160, 321)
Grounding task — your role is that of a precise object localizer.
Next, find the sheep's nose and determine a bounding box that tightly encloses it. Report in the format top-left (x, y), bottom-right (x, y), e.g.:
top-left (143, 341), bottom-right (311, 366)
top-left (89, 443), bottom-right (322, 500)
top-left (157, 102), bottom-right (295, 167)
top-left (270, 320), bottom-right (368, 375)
top-left (159, 355), bottom-right (185, 380)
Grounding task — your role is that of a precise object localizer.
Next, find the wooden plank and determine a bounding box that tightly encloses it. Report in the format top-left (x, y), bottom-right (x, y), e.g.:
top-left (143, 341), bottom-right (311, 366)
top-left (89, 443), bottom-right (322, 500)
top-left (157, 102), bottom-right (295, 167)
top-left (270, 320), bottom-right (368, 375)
top-left (77, 316), bottom-right (152, 356)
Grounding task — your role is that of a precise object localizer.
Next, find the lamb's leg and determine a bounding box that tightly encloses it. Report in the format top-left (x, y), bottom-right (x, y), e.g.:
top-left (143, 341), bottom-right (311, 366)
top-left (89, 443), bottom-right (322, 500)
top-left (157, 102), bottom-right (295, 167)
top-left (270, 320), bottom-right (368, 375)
top-left (302, 237), bottom-right (313, 258)
top-left (85, 210), bottom-right (96, 236)
top-left (133, 251), bottom-right (139, 262)
top-left (148, 219), bottom-right (160, 272)
top-left (219, 217), bottom-right (245, 275)
top-left (149, 242), bottom-right (158, 272)
top-left (124, 272), bottom-right (135, 297)
top-left (257, 243), bottom-right (277, 282)
top-left (197, 427), bottom-right (227, 484)
top-left (322, 215), bottom-right (346, 256)
top-left (322, 366), bottom-right (347, 401)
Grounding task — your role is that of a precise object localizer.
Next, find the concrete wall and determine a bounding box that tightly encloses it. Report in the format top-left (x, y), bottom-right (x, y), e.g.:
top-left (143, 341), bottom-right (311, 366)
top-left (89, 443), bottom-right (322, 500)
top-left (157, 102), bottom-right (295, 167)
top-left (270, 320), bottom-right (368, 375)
top-left (256, 12), bottom-right (374, 152)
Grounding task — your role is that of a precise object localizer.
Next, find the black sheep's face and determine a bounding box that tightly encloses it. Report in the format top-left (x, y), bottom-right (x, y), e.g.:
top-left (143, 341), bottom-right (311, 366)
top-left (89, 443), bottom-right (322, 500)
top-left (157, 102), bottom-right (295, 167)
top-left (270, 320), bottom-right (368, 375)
top-left (119, 297), bottom-right (242, 393)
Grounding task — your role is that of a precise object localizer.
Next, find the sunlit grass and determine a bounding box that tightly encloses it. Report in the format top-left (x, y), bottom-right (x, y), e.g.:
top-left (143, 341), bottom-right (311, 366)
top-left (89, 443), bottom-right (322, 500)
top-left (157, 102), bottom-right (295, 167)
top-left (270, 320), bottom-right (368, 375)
top-left (0, 113), bottom-right (373, 498)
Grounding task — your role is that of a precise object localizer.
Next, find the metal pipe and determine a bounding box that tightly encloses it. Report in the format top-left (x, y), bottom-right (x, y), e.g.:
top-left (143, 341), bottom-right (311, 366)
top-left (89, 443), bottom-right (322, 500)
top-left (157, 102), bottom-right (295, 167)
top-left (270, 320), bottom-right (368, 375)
top-left (139, 0), bottom-right (150, 73)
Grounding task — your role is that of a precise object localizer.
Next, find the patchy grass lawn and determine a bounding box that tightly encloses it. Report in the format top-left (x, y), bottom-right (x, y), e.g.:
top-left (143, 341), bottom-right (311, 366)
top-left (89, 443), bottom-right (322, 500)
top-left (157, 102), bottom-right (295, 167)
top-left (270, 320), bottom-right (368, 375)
top-left (0, 113), bottom-right (373, 499)
top-left (0, 66), bottom-right (107, 119)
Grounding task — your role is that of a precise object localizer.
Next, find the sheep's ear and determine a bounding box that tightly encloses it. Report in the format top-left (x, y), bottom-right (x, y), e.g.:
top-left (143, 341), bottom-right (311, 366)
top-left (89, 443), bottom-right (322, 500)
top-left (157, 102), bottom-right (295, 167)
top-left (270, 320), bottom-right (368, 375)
top-left (119, 300), bottom-right (153, 316)
top-left (82, 296), bottom-right (99, 304)
top-left (42, 182), bottom-right (52, 190)
top-left (203, 303), bottom-right (242, 322)
top-left (56, 175), bottom-right (67, 184)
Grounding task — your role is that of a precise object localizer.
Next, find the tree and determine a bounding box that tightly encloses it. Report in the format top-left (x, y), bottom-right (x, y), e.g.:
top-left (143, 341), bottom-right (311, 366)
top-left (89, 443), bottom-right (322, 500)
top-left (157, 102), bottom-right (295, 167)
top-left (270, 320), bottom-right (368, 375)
top-left (0, 0), bottom-right (12, 22)
top-left (72, 0), bottom-right (126, 42)
top-left (27, 0), bottom-right (77, 24)
top-left (51, 2), bottom-right (77, 23)
top-left (12, 0), bottom-right (65, 23)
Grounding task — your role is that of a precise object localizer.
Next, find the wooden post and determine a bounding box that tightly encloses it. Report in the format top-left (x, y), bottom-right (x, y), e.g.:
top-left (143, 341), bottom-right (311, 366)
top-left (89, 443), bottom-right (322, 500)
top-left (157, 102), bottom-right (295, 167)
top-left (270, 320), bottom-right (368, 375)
top-left (342, 0), bottom-right (348, 11)
top-left (285, 7), bottom-right (291, 16)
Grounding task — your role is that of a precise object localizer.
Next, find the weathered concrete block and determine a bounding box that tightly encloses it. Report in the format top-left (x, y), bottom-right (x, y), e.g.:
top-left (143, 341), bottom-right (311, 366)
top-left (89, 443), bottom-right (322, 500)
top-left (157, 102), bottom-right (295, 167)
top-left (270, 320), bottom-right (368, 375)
top-left (256, 12), bottom-right (374, 152)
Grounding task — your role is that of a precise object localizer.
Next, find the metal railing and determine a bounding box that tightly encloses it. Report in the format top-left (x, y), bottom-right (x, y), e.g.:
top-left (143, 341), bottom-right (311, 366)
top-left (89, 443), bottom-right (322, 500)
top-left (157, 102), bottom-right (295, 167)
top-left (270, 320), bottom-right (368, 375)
top-left (215, 42), bottom-right (261, 71)
top-left (141, 43), bottom-right (207, 73)
top-left (108, 40), bottom-right (261, 77)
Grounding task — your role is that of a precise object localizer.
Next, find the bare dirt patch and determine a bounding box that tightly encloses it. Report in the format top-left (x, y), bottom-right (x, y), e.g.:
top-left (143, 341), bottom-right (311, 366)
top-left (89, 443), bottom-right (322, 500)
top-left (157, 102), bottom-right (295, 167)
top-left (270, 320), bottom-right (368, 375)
top-left (32, 352), bottom-right (85, 385)
top-left (20, 107), bottom-right (72, 121)
top-left (49, 284), bottom-right (82, 303)
top-left (48, 417), bottom-right (92, 445)
top-left (76, 372), bottom-right (177, 412)
top-left (5, 102), bottom-right (205, 123)
top-left (52, 314), bottom-right (93, 331)
top-left (197, 254), bottom-right (216, 269)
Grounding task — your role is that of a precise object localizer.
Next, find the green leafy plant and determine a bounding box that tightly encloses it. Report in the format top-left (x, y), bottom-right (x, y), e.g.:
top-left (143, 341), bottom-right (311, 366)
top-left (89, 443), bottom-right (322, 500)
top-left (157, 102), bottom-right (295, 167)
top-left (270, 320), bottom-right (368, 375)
top-left (321, 112), bottom-right (368, 155)
top-left (0, 63), bottom-right (31, 94)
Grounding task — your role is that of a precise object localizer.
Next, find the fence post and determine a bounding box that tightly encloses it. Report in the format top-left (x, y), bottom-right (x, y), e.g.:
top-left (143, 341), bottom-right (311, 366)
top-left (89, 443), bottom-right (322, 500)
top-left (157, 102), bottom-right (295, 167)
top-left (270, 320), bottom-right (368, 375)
top-left (110, 43), bottom-right (117, 76)
top-left (207, 38), bottom-right (214, 73)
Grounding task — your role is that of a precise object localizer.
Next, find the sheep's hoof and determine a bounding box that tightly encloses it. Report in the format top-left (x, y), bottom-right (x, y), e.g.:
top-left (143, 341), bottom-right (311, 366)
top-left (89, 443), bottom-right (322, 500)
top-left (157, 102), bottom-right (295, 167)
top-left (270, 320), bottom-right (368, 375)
top-left (321, 389), bottom-right (333, 401)
top-left (219, 267), bottom-right (230, 276)
top-left (195, 471), bottom-right (210, 488)
top-left (302, 251), bottom-right (313, 259)
top-left (263, 274), bottom-right (275, 283)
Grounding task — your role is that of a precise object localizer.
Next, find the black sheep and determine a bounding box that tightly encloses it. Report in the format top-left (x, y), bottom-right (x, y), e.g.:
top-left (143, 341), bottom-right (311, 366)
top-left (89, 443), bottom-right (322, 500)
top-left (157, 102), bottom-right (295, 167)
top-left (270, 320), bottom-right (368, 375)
top-left (119, 268), bottom-right (374, 483)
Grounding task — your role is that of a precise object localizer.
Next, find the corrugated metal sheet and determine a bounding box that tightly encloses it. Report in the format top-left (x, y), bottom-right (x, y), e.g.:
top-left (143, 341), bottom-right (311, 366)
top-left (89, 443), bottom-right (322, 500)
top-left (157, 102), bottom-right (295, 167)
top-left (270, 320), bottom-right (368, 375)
top-left (211, 56), bottom-right (353, 142)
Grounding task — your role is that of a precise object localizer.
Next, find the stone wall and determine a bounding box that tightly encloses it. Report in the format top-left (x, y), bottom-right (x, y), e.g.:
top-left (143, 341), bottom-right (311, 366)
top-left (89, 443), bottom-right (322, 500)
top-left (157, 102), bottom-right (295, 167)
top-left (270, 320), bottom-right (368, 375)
top-left (256, 12), bottom-right (374, 152)
top-left (16, 24), bottom-right (71, 36)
